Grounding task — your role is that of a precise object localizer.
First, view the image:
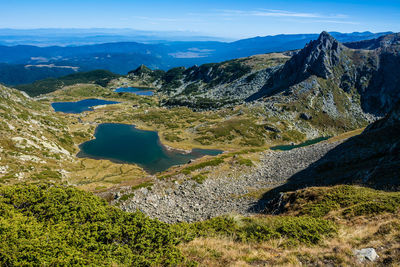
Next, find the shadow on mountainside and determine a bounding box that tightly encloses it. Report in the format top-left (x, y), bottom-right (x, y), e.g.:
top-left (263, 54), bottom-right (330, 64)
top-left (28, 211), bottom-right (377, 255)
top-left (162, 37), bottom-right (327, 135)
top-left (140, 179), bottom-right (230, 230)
top-left (250, 110), bottom-right (400, 213)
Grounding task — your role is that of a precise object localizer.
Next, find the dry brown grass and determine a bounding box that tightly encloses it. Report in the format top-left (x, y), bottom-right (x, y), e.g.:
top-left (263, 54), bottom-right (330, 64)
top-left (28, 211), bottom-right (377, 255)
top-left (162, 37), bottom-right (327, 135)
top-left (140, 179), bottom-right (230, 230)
top-left (237, 53), bottom-right (290, 70)
top-left (65, 158), bottom-right (149, 191)
top-left (180, 213), bottom-right (400, 266)
top-left (327, 127), bottom-right (365, 143)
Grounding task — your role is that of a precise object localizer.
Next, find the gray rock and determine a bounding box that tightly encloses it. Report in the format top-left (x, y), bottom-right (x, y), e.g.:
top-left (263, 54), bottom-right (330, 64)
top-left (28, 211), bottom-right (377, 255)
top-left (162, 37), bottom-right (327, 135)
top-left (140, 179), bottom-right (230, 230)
top-left (354, 248), bottom-right (379, 262)
top-left (264, 125), bottom-right (281, 132)
top-left (300, 113), bottom-right (312, 120)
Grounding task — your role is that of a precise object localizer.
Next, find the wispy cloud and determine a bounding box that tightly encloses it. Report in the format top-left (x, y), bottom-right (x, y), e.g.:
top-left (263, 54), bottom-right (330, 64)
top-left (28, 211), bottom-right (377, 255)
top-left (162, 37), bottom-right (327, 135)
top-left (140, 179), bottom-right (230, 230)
top-left (210, 9), bottom-right (358, 25)
top-left (306, 20), bottom-right (360, 25)
top-left (217, 9), bottom-right (350, 20)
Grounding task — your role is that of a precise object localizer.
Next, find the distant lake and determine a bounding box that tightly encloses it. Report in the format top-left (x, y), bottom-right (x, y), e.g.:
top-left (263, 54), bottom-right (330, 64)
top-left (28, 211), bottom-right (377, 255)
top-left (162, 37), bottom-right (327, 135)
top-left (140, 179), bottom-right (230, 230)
top-left (114, 87), bottom-right (154, 96)
top-left (270, 136), bottom-right (331, 151)
top-left (77, 123), bottom-right (222, 174)
top-left (52, 98), bottom-right (120, 114)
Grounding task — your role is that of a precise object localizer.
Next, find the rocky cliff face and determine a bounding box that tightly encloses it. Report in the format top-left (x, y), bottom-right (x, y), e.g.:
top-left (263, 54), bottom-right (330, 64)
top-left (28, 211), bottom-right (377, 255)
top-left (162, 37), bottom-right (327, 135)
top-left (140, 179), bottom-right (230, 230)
top-left (247, 32), bottom-right (345, 100)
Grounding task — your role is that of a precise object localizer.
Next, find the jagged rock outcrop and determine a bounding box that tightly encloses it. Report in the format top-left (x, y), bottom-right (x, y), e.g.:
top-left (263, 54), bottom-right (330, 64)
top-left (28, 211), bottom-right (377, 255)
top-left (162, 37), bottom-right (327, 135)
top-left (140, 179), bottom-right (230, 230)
top-left (128, 64), bottom-right (153, 76)
top-left (247, 32), bottom-right (345, 100)
top-left (127, 64), bottom-right (165, 87)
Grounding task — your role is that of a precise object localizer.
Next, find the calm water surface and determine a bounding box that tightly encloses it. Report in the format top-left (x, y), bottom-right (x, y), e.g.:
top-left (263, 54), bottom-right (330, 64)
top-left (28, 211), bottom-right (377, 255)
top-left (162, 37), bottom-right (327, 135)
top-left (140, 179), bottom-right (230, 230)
top-left (77, 123), bottom-right (222, 173)
top-left (114, 87), bottom-right (154, 96)
top-left (52, 98), bottom-right (120, 114)
top-left (270, 136), bottom-right (331, 151)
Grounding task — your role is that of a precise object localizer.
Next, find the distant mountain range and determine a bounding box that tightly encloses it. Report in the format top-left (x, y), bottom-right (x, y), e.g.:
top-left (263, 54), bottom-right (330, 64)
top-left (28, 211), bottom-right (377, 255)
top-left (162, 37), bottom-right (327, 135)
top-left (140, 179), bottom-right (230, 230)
top-left (0, 28), bottom-right (232, 46)
top-left (0, 31), bottom-right (392, 85)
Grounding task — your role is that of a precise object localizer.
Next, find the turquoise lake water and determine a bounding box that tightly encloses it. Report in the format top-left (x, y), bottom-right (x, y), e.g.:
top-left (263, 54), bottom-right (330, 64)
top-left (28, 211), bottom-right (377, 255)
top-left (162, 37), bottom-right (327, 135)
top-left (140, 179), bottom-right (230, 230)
top-left (114, 87), bottom-right (154, 96)
top-left (52, 98), bottom-right (120, 114)
top-left (270, 136), bottom-right (331, 151)
top-left (77, 123), bottom-right (222, 174)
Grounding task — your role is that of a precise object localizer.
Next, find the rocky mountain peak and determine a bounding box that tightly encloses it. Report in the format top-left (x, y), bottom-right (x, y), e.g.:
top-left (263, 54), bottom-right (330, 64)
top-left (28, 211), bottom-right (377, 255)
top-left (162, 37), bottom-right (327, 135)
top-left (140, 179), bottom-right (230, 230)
top-left (317, 31), bottom-right (337, 43)
top-left (282, 31), bottom-right (345, 81)
top-left (299, 31), bottom-right (343, 79)
top-left (129, 64), bottom-right (152, 75)
top-left (247, 32), bottom-right (346, 100)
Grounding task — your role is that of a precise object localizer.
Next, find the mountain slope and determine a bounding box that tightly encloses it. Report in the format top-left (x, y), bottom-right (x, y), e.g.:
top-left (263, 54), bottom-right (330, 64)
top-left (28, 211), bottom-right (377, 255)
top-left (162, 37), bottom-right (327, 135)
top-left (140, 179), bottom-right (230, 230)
top-left (247, 32), bottom-right (400, 116)
top-left (292, 101), bottom-right (400, 189)
top-left (0, 85), bottom-right (75, 183)
top-left (257, 101), bottom-right (400, 206)
top-left (129, 53), bottom-right (291, 108)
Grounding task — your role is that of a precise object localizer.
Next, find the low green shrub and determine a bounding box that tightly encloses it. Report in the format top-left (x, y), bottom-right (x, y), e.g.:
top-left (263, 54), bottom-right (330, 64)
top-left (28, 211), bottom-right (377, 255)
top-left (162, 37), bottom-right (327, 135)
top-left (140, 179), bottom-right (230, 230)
top-left (0, 183), bottom-right (186, 266)
top-left (285, 185), bottom-right (400, 218)
top-left (191, 174), bottom-right (207, 184)
top-left (131, 181), bottom-right (153, 191)
top-left (120, 193), bottom-right (135, 201)
top-left (31, 170), bottom-right (61, 180)
top-left (181, 158), bottom-right (225, 174)
top-left (236, 157), bottom-right (254, 167)
top-left (174, 215), bottom-right (336, 246)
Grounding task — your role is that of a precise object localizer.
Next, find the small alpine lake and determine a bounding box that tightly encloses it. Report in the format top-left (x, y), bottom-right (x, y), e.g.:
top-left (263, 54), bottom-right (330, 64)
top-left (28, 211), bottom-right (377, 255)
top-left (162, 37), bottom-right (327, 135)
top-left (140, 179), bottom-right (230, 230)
top-left (114, 87), bottom-right (154, 96)
top-left (77, 123), bottom-right (223, 174)
top-left (270, 136), bottom-right (331, 151)
top-left (52, 98), bottom-right (120, 114)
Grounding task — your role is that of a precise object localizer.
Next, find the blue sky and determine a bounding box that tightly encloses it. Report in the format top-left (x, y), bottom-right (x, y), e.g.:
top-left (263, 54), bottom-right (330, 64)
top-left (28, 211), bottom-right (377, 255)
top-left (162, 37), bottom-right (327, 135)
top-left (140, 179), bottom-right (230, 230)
top-left (1, 0), bottom-right (400, 38)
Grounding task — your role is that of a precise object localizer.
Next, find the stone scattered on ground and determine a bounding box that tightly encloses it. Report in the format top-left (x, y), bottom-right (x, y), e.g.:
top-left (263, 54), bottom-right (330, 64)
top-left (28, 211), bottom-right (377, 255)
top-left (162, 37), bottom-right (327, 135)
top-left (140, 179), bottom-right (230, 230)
top-left (117, 141), bottom-right (340, 223)
top-left (354, 248), bottom-right (379, 262)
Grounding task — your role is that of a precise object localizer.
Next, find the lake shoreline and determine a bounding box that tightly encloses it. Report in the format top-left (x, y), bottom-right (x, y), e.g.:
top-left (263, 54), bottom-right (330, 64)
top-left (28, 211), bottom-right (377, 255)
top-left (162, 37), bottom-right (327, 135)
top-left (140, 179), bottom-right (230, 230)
top-left (77, 123), bottom-right (222, 174)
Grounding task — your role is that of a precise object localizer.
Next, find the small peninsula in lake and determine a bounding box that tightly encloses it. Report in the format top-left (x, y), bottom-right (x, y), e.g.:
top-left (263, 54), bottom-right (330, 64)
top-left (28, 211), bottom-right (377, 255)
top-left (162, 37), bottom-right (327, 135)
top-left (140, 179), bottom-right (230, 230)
top-left (77, 123), bottom-right (222, 173)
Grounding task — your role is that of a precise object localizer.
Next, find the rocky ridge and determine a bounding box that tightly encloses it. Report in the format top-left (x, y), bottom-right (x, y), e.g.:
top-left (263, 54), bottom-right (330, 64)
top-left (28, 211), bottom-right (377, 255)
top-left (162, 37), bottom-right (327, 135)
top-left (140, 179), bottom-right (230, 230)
top-left (344, 32), bottom-right (400, 50)
top-left (127, 53), bottom-right (290, 108)
top-left (116, 141), bottom-right (339, 223)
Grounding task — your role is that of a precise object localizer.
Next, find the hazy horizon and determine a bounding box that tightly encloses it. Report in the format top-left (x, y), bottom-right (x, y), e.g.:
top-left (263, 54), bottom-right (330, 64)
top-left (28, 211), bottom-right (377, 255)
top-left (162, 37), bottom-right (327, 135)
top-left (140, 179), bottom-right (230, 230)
top-left (0, 28), bottom-right (395, 46)
top-left (1, 0), bottom-right (400, 39)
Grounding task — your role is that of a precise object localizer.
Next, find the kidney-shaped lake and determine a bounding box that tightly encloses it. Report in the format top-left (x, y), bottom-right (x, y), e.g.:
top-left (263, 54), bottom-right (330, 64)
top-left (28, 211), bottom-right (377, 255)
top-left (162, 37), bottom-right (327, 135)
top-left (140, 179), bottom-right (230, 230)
top-left (77, 123), bottom-right (222, 174)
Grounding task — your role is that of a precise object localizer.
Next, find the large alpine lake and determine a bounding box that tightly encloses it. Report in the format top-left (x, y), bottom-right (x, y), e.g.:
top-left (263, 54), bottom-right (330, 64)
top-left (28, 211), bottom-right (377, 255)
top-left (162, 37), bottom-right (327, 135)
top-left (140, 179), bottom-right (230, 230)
top-left (77, 123), bottom-right (222, 173)
top-left (52, 98), bottom-right (120, 114)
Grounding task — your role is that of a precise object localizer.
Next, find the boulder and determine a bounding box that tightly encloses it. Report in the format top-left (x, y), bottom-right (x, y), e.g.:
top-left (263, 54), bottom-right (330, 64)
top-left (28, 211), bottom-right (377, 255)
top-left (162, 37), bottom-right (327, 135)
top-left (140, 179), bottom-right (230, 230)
top-left (300, 113), bottom-right (313, 120)
top-left (354, 248), bottom-right (379, 262)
